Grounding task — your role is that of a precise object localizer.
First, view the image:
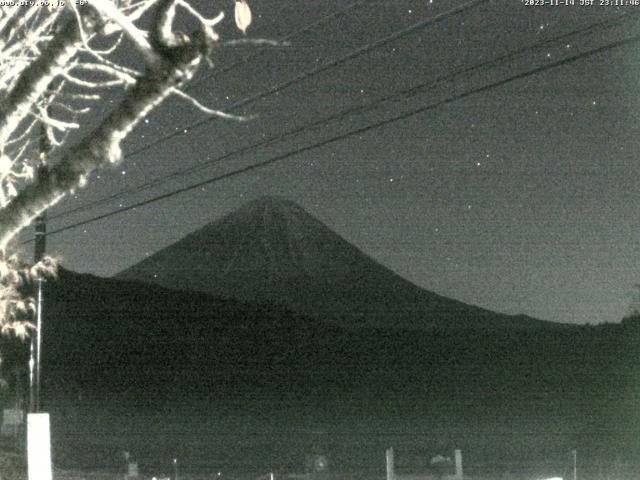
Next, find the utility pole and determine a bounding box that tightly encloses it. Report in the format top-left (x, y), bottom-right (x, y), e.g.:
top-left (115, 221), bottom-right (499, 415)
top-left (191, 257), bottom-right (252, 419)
top-left (25, 107), bottom-right (54, 480)
top-left (572, 449), bottom-right (577, 480)
top-left (385, 447), bottom-right (394, 480)
top-left (29, 108), bottom-right (51, 414)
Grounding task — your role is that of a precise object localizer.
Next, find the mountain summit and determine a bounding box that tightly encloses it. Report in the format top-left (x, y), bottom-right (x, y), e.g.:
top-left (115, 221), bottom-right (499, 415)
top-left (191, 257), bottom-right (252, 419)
top-left (117, 196), bottom-right (556, 330)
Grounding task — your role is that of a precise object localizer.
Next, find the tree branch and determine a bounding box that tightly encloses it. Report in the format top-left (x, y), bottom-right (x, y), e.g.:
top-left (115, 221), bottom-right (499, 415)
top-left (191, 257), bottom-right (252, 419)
top-left (0, 15), bottom-right (97, 149)
top-left (0, 18), bottom-right (211, 250)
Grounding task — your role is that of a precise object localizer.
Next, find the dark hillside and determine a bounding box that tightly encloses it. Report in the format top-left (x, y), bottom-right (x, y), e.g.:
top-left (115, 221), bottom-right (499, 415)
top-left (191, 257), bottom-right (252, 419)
top-left (117, 197), bottom-right (565, 331)
top-left (1, 269), bottom-right (632, 473)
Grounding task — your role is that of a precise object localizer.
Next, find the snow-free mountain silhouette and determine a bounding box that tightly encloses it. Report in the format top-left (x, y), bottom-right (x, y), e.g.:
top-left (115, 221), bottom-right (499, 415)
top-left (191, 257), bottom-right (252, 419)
top-left (17, 268), bottom-right (637, 474)
top-left (118, 196), bottom-right (560, 330)
top-left (4, 198), bottom-right (632, 473)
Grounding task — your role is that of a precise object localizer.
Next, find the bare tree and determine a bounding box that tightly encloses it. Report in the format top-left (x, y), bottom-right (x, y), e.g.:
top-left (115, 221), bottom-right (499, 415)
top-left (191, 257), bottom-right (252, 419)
top-left (0, 0), bottom-right (252, 342)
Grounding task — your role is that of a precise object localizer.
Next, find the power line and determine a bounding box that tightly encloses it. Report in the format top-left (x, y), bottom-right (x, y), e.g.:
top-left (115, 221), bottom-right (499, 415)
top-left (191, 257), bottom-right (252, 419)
top-left (27, 29), bottom-right (640, 242)
top-left (48, 0), bottom-right (490, 222)
top-left (122, 0), bottom-right (490, 159)
top-left (47, 11), bottom-right (638, 223)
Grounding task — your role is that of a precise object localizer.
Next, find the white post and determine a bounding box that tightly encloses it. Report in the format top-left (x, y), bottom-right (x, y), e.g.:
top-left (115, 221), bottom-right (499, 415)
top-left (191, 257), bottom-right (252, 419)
top-left (386, 447), bottom-right (395, 480)
top-left (27, 413), bottom-right (52, 480)
top-left (454, 449), bottom-right (463, 479)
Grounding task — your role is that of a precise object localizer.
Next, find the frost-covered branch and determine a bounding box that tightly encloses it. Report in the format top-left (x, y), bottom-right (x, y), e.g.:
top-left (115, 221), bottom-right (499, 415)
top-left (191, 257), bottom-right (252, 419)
top-left (0, 13), bottom-right (94, 148)
top-left (0, 0), bottom-right (231, 250)
top-left (89, 0), bottom-right (154, 60)
top-left (171, 87), bottom-right (249, 120)
top-left (220, 38), bottom-right (289, 48)
top-left (0, 0), bottom-right (255, 359)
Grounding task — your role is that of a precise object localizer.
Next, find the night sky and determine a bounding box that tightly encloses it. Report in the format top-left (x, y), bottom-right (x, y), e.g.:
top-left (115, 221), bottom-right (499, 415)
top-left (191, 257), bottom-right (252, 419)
top-left (21, 0), bottom-right (640, 325)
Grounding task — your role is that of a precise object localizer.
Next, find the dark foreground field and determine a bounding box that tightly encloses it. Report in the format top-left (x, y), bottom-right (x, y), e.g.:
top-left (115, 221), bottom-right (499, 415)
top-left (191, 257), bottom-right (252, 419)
top-left (40, 396), bottom-right (640, 480)
top-left (3, 269), bottom-right (640, 479)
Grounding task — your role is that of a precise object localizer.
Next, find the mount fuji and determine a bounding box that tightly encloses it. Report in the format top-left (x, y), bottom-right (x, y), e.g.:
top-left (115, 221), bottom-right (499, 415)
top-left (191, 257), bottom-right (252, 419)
top-left (117, 196), bottom-right (560, 330)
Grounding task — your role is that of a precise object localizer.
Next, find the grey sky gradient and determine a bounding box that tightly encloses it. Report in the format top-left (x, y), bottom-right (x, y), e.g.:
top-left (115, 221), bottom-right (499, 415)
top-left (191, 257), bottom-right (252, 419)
top-left (25, 0), bottom-right (640, 325)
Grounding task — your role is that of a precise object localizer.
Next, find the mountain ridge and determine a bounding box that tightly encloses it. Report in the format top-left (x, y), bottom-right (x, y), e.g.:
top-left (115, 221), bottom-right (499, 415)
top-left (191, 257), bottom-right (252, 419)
top-left (23, 267), bottom-right (638, 472)
top-left (117, 196), bottom-right (565, 330)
